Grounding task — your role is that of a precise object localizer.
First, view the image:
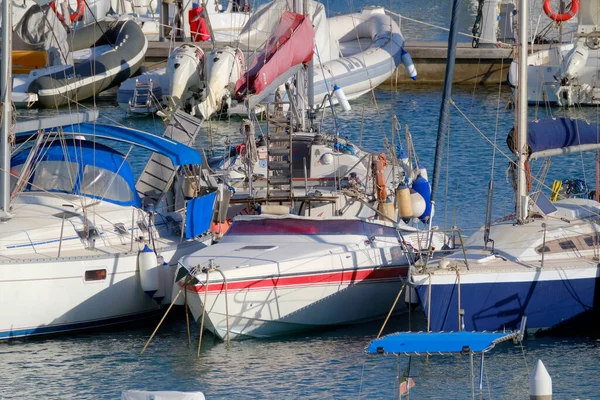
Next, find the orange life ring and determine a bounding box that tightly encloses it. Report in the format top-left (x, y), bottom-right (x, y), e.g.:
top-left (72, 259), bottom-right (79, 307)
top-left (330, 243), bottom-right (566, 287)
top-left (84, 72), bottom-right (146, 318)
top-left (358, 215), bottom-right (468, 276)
top-left (543, 0), bottom-right (579, 22)
top-left (50, 0), bottom-right (85, 23)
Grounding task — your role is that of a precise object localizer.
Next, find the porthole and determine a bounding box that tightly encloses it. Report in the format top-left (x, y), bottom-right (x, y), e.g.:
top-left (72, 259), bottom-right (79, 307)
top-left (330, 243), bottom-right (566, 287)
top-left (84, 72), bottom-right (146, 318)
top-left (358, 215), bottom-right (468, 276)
top-left (85, 269), bottom-right (106, 281)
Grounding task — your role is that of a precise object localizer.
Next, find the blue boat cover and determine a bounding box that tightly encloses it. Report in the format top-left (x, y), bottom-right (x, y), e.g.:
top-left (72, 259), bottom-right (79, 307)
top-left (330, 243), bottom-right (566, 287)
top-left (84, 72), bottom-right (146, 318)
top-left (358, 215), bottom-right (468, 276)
top-left (185, 191), bottom-right (217, 239)
top-left (16, 123), bottom-right (202, 167)
top-left (367, 331), bottom-right (518, 355)
top-left (524, 118), bottom-right (600, 154)
top-left (12, 140), bottom-right (141, 207)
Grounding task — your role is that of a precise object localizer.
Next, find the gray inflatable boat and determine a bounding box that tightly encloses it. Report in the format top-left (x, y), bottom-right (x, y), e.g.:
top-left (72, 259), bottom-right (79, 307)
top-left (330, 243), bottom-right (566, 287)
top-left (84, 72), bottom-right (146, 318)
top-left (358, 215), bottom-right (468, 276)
top-left (28, 19), bottom-right (148, 108)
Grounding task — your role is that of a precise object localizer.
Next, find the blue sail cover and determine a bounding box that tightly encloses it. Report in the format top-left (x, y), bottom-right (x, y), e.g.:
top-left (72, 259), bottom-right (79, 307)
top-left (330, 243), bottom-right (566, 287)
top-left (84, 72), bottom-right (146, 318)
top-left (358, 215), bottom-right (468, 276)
top-left (367, 331), bottom-right (518, 355)
top-left (16, 123), bottom-right (202, 167)
top-left (12, 140), bottom-right (142, 207)
top-left (526, 118), bottom-right (600, 157)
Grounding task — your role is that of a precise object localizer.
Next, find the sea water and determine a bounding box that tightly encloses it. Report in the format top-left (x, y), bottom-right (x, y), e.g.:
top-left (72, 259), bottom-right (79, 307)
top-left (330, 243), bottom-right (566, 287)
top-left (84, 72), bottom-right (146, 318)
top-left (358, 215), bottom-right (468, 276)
top-left (3, 0), bottom-right (600, 396)
top-left (3, 83), bottom-right (600, 399)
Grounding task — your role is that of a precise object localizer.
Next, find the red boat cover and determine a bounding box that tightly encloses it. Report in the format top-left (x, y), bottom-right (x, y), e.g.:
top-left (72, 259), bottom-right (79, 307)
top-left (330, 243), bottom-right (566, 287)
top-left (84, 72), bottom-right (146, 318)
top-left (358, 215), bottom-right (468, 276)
top-left (235, 11), bottom-right (315, 98)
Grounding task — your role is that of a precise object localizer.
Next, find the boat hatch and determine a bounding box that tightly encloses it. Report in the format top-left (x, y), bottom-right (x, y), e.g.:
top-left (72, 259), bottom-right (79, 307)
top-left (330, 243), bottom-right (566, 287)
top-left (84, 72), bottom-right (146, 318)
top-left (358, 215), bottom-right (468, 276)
top-left (237, 245), bottom-right (278, 251)
top-left (11, 140), bottom-right (141, 207)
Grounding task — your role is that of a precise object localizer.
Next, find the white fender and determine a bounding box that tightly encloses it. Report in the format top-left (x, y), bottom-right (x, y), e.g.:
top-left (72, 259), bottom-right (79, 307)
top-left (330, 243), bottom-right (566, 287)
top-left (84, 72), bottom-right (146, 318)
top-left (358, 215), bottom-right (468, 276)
top-left (333, 85), bottom-right (351, 111)
top-left (401, 48), bottom-right (417, 81)
top-left (138, 244), bottom-right (159, 297)
top-left (410, 190), bottom-right (426, 218)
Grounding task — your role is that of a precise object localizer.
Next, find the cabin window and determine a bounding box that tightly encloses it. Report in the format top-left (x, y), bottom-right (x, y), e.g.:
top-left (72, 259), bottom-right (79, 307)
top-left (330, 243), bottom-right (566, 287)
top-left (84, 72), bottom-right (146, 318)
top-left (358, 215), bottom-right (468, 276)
top-left (536, 245), bottom-right (550, 254)
top-left (31, 161), bottom-right (78, 192)
top-left (584, 236), bottom-right (598, 247)
top-left (558, 240), bottom-right (577, 250)
top-left (85, 269), bottom-right (106, 281)
top-left (9, 164), bottom-right (23, 191)
top-left (237, 245), bottom-right (278, 251)
top-left (365, 223), bottom-right (399, 238)
top-left (80, 165), bottom-right (134, 203)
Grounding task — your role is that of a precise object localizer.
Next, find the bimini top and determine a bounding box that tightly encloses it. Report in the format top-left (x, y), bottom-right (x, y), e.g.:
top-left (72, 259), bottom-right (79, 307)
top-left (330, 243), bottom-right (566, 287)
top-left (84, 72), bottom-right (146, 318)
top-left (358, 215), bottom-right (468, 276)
top-left (367, 331), bottom-right (519, 355)
top-left (16, 123), bottom-right (202, 167)
top-left (11, 140), bottom-right (142, 207)
top-left (507, 118), bottom-right (600, 160)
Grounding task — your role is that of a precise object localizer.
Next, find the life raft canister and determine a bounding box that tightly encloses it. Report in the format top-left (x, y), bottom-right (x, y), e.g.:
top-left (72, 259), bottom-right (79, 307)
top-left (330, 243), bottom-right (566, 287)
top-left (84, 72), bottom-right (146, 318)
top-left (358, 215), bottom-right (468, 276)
top-left (543, 0), bottom-right (579, 22)
top-left (49, 0), bottom-right (85, 23)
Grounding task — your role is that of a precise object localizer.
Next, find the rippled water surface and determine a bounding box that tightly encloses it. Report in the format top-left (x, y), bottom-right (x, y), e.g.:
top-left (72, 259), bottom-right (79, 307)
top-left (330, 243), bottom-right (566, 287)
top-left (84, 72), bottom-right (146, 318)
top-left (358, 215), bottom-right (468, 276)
top-left (5, 81), bottom-right (600, 399)
top-left (4, 2), bottom-right (600, 395)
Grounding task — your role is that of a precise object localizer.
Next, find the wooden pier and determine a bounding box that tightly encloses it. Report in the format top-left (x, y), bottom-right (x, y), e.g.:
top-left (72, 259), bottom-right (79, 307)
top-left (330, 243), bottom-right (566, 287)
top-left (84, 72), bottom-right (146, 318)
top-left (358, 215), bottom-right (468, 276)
top-left (144, 40), bottom-right (522, 85)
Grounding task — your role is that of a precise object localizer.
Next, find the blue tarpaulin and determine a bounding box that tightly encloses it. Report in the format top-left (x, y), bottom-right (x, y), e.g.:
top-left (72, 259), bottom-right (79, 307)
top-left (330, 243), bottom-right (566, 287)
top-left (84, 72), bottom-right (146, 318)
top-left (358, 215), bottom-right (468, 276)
top-left (367, 331), bottom-right (518, 355)
top-left (16, 123), bottom-right (202, 167)
top-left (185, 192), bottom-right (217, 239)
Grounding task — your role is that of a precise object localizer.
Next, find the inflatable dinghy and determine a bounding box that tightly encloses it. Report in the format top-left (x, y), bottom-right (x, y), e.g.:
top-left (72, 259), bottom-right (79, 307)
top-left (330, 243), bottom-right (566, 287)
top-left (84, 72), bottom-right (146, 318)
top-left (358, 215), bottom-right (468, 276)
top-left (23, 19), bottom-right (147, 108)
top-left (230, 2), bottom-right (414, 113)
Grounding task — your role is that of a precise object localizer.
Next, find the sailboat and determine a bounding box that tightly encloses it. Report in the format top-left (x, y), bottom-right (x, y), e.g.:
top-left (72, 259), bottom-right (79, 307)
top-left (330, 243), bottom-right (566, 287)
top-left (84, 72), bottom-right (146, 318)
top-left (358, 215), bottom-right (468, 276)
top-left (172, 4), bottom-right (447, 340)
top-left (0, 0), bottom-right (218, 340)
top-left (411, 0), bottom-right (600, 333)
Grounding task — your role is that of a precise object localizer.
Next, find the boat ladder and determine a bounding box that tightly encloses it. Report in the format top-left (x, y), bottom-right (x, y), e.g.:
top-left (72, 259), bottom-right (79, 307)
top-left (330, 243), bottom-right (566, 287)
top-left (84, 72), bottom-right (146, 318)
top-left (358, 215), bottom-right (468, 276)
top-left (266, 108), bottom-right (294, 201)
top-left (129, 78), bottom-right (157, 113)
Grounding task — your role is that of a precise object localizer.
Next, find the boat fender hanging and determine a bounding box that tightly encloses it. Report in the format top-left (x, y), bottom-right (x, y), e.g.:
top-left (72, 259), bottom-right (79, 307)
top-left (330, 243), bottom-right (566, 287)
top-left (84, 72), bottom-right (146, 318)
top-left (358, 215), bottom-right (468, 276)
top-left (409, 190), bottom-right (426, 220)
top-left (49, 0), bottom-right (85, 23)
top-left (396, 183), bottom-right (413, 221)
top-left (411, 174), bottom-right (432, 223)
top-left (138, 244), bottom-right (159, 298)
top-left (543, 0), bottom-right (579, 22)
top-left (333, 85), bottom-right (351, 112)
top-left (401, 49), bottom-right (417, 81)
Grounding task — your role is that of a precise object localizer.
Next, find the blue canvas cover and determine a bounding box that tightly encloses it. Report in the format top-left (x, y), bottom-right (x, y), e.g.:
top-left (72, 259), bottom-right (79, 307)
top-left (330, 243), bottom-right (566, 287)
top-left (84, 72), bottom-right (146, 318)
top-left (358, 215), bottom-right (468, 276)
top-left (507, 118), bottom-right (600, 156)
top-left (367, 331), bottom-right (518, 355)
top-left (16, 123), bottom-right (202, 167)
top-left (185, 191), bottom-right (217, 239)
top-left (12, 140), bottom-right (141, 207)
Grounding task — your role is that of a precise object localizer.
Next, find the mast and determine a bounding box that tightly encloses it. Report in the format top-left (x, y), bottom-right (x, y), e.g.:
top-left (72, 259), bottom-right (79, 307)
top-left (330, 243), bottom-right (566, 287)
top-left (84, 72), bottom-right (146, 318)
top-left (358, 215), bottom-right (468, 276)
top-left (430, 0), bottom-right (460, 208)
top-left (516, 0), bottom-right (528, 223)
top-left (0, 0), bottom-right (12, 216)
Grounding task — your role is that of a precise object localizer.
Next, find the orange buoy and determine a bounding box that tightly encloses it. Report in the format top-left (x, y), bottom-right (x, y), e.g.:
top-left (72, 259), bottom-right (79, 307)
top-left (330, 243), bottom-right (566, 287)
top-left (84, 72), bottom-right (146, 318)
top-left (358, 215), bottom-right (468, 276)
top-left (543, 0), bottom-right (578, 22)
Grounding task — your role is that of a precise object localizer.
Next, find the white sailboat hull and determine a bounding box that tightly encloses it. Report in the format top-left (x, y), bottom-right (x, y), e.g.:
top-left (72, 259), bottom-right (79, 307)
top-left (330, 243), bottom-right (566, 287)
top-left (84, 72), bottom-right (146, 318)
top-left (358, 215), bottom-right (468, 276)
top-left (0, 240), bottom-right (209, 340)
top-left (186, 269), bottom-right (407, 339)
top-left (178, 216), bottom-right (446, 340)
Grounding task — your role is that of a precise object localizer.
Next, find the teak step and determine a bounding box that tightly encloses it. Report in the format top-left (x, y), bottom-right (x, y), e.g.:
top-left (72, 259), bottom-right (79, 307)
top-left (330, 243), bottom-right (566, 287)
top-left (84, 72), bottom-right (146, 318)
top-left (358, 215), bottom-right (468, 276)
top-left (268, 161), bottom-right (290, 170)
top-left (268, 147), bottom-right (290, 156)
top-left (268, 176), bottom-right (291, 185)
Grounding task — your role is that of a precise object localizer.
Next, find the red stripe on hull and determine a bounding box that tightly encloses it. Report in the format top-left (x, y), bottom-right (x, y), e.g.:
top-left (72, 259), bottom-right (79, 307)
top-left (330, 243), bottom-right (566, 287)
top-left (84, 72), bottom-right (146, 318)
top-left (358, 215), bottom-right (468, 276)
top-left (186, 266), bottom-right (408, 294)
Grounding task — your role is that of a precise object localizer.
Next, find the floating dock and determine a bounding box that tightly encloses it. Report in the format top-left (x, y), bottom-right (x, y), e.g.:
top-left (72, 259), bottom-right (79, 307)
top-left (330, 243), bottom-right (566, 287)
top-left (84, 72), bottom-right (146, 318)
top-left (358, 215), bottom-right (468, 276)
top-left (144, 41), bottom-right (528, 86)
